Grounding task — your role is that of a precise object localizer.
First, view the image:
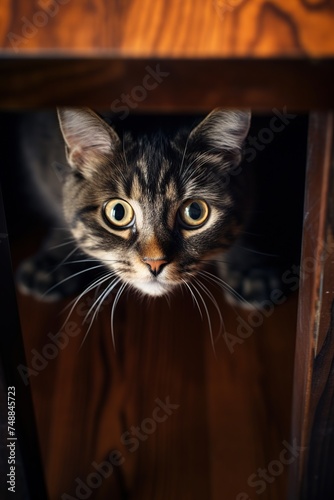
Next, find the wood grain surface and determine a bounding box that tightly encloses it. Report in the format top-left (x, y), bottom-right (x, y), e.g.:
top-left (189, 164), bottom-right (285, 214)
top-left (0, 1), bottom-right (334, 109)
top-left (1, 0), bottom-right (334, 56)
top-left (289, 113), bottom-right (334, 500)
top-left (1, 58), bottom-right (334, 111)
top-left (15, 278), bottom-right (297, 499)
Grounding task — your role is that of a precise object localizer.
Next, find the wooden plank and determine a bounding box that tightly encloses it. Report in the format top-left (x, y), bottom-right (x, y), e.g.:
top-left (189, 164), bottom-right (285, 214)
top-left (0, 58), bottom-right (334, 110)
top-left (205, 293), bottom-right (298, 500)
top-left (15, 280), bottom-right (298, 499)
top-left (1, 1), bottom-right (334, 110)
top-left (0, 0), bottom-right (334, 56)
top-left (16, 286), bottom-right (212, 499)
top-left (289, 113), bottom-right (334, 499)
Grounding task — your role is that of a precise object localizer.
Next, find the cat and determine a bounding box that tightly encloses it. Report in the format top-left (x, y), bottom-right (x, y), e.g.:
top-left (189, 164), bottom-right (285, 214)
top-left (16, 107), bottom-right (279, 308)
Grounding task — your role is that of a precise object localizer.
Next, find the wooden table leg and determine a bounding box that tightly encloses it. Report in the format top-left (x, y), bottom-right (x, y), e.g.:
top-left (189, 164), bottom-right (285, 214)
top-left (289, 112), bottom-right (334, 499)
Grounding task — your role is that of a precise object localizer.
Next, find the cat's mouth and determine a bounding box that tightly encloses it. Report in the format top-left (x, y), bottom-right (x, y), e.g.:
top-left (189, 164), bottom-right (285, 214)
top-left (127, 258), bottom-right (200, 297)
top-left (132, 278), bottom-right (176, 297)
top-left (127, 270), bottom-right (179, 297)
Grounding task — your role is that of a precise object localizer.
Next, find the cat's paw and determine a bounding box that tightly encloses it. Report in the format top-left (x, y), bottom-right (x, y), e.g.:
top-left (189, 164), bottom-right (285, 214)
top-left (16, 252), bottom-right (85, 301)
top-left (217, 264), bottom-right (284, 310)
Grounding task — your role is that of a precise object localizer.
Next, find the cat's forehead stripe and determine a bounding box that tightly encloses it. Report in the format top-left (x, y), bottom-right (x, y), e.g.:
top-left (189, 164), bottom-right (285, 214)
top-left (165, 180), bottom-right (178, 201)
top-left (130, 174), bottom-right (143, 199)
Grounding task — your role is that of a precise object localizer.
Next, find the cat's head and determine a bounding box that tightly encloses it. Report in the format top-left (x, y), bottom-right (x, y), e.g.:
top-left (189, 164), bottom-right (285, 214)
top-left (57, 107), bottom-right (251, 297)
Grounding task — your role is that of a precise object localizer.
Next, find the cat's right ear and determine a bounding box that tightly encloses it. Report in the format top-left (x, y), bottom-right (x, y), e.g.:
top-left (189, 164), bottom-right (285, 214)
top-left (188, 109), bottom-right (251, 165)
top-left (57, 108), bottom-right (120, 178)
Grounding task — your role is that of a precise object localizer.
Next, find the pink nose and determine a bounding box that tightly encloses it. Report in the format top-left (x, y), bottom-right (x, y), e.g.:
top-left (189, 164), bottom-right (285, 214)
top-left (142, 258), bottom-right (168, 277)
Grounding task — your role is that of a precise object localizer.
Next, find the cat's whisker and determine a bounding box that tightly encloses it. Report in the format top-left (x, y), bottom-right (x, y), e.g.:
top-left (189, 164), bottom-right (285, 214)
top-left (47, 238), bottom-right (77, 250)
top-left (43, 263), bottom-right (109, 298)
top-left (199, 269), bottom-right (256, 311)
top-left (61, 271), bottom-right (117, 320)
top-left (91, 278), bottom-right (120, 319)
top-left (57, 272), bottom-right (117, 335)
top-left (64, 258), bottom-right (124, 265)
top-left (179, 133), bottom-right (190, 172)
top-left (237, 230), bottom-right (263, 237)
top-left (193, 277), bottom-right (220, 355)
top-left (199, 270), bottom-right (248, 320)
top-left (198, 258), bottom-right (229, 266)
top-left (62, 259), bottom-right (101, 265)
top-left (198, 269), bottom-right (240, 302)
top-left (53, 227), bottom-right (73, 232)
top-left (193, 277), bottom-right (224, 344)
top-left (233, 245), bottom-right (278, 258)
top-left (122, 138), bottom-right (129, 169)
top-left (56, 273), bottom-right (114, 329)
top-left (121, 138), bottom-right (134, 185)
top-left (111, 282), bottom-right (127, 350)
top-left (82, 277), bottom-right (119, 325)
top-left (61, 275), bottom-right (116, 330)
top-left (163, 290), bottom-right (172, 309)
top-left (50, 245), bottom-right (81, 273)
top-left (181, 279), bottom-right (203, 321)
top-left (189, 279), bottom-right (216, 356)
top-left (79, 278), bottom-right (121, 349)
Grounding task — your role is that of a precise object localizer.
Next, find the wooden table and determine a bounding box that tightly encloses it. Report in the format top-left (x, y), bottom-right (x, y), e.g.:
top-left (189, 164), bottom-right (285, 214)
top-left (0, 1), bottom-right (334, 499)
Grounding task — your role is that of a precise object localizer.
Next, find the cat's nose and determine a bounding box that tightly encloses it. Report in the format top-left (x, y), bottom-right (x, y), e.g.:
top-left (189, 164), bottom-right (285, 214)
top-left (142, 258), bottom-right (168, 277)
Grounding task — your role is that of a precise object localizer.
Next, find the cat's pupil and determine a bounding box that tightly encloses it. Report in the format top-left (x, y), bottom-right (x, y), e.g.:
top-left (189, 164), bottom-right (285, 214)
top-left (113, 203), bottom-right (125, 221)
top-left (187, 202), bottom-right (202, 220)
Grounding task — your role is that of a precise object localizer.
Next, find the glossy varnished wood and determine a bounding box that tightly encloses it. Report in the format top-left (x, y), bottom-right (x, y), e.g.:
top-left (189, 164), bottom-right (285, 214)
top-left (1, 0), bottom-right (334, 56)
top-left (0, 1), bottom-right (334, 109)
top-left (15, 281), bottom-right (297, 499)
top-left (289, 113), bottom-right (334, 499)
top-left (0, 58), bottom-right (334, 110)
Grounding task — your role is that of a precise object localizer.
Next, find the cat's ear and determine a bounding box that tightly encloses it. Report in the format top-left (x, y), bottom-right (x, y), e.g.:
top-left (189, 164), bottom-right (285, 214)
top-left (189, 108), bottom-right (251, 163)
top-left (57, 108), bottom-right (120, 177)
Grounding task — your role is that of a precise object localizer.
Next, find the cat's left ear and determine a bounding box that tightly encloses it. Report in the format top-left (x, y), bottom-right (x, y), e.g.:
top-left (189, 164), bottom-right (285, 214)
top-left (57, 107), bottom-right (121, 178)
top-left (188, 108), bottom-right (251, 164)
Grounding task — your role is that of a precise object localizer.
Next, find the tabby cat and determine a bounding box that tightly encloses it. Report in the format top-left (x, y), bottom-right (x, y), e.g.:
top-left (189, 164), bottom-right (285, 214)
top-left (17, 108), bottom-right (275, 308)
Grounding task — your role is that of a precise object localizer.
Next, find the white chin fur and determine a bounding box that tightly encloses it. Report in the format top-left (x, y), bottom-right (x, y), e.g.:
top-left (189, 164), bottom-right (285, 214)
top-left (133, 280), bottom-right (175, 297)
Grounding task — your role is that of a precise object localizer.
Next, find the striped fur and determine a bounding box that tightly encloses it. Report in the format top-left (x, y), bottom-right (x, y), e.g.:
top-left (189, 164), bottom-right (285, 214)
top-left (58, 108), bottom-right (251, 297)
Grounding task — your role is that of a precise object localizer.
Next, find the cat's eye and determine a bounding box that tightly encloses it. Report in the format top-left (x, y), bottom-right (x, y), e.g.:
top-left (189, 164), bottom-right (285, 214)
top-left (103, 199), bottom-right (135, 228)
top-left (179, 199), bottom-right (209, 228)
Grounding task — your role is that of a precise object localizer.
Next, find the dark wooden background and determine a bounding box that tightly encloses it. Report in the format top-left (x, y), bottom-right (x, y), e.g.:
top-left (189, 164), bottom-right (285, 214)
top-left (0, 0), bottom-right (334, 109)
top-left (15, 261), bottom-right (298, 500)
